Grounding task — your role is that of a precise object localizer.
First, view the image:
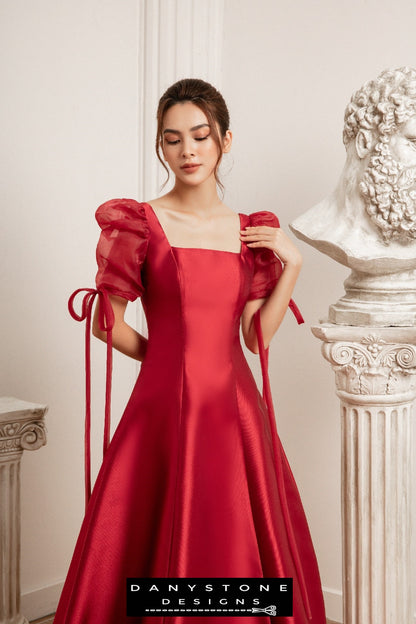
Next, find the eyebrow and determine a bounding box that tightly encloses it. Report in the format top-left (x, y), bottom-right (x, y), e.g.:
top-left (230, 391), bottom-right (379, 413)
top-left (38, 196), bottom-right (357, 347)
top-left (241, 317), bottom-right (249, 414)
top-left (163, 124), bottom-right (210, 135)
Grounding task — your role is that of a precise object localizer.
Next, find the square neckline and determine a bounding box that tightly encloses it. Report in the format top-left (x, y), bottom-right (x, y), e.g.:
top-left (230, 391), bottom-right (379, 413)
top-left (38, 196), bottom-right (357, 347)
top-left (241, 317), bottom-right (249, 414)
top-left (143, 202), bottom-right (245, 256)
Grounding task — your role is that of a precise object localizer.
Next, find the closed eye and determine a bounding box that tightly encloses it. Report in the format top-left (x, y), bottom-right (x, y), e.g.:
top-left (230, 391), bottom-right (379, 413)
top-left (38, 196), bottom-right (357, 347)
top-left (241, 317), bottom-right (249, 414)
top-left (165, 133), bottom-right (210, 145)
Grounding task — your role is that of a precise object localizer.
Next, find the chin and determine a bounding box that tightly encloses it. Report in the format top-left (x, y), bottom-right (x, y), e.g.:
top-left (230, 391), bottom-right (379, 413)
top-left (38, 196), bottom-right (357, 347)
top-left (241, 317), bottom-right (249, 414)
top-left (178, 175), bottom-right (207, 186)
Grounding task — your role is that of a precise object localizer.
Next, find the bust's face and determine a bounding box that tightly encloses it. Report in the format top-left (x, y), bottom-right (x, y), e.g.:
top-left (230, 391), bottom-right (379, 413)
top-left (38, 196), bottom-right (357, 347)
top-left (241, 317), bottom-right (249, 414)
top-left (388, 115), bottom-right (416, 168)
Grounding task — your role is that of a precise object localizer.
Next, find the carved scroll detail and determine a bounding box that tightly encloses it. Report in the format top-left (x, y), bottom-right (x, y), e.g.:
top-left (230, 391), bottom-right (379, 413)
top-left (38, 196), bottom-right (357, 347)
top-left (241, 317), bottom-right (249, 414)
top-left (322, 335), bottom-right (416, 396)
top-left (0, 419), bottom-right (47, 452)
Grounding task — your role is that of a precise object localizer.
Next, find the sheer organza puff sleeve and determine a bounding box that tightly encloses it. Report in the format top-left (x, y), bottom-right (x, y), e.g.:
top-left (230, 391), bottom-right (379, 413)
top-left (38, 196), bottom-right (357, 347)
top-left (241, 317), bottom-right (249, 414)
top-left (66, 199), bottom-right (150, 510)
top-left (247, 210), bottom-right (304, 324)
top-left (95, 198), bottom-right (150, 301)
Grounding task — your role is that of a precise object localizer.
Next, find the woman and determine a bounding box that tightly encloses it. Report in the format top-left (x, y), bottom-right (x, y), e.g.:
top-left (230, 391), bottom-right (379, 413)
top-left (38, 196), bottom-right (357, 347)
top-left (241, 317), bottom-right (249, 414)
top-left (56, 78), bottom-right (326, 623)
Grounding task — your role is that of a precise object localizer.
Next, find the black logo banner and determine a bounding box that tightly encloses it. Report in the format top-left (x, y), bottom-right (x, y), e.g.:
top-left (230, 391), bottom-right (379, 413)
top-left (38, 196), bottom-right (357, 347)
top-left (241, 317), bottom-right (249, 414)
top-left (126, 577), bottom-right (293, 617)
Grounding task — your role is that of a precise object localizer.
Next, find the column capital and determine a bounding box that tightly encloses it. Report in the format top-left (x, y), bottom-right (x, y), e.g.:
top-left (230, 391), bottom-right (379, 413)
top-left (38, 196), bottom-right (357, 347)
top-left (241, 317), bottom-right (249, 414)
top-left (312, 323), bottom-right (416, 404)
top-left (0, 397), bottom-right (47, 460)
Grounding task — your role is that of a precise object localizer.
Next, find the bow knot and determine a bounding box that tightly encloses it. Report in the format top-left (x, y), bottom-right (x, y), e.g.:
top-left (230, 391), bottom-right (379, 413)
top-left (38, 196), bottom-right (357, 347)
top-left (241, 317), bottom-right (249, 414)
top-left (68, 287), bottom-right (115, 331)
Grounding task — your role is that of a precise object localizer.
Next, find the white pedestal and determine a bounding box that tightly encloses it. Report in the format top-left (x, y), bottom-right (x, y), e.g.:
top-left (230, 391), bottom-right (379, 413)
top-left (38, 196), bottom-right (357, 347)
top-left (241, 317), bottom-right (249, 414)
top-left (0, 397), bottom-right (47, 624)
top-left (312, 325), bottom-right (415, 624)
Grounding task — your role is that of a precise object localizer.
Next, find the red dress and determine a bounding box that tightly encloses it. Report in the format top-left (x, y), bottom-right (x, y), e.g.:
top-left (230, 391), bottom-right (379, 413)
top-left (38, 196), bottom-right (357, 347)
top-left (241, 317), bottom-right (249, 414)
top-left (54, 199), bottom-right (326, 624)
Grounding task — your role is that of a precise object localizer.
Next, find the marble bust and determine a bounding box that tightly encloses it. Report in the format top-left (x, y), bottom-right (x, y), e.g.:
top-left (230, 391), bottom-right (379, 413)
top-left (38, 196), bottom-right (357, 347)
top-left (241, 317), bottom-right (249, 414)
top-left (290, 67), bottom-right (416, 325)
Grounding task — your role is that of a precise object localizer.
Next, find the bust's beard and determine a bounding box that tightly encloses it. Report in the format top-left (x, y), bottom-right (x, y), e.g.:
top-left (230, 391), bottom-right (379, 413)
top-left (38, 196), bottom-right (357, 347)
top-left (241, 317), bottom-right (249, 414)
top-left (359, 140), bottom-right (416, 244)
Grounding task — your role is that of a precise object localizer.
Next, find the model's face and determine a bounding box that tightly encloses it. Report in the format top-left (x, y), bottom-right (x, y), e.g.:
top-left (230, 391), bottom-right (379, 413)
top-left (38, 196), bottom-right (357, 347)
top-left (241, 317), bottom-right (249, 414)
top-left (388, 115), bottom-right (416, 167)
top-left (161, 101), bottom-right (231, 186)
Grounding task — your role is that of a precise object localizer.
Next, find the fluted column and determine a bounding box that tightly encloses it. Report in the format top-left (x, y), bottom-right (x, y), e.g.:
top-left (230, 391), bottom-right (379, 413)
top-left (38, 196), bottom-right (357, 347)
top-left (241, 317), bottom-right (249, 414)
top-left (312, 325), bottom-right (415, 624)
top-left (0, 397), bottom-right (47, 624)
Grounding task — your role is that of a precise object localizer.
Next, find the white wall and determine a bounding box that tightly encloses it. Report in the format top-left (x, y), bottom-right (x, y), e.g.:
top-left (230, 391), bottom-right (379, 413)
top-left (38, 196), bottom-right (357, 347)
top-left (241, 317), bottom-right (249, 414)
top-left (0, 1), bottom-right (140, 618)
top-left (1, 1), bottom-right (416, 622)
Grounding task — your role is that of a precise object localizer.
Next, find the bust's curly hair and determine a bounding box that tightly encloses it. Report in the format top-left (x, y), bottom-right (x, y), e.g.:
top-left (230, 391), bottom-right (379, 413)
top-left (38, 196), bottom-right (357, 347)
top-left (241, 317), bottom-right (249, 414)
top-left (343, 66), bottom-right (416, 147)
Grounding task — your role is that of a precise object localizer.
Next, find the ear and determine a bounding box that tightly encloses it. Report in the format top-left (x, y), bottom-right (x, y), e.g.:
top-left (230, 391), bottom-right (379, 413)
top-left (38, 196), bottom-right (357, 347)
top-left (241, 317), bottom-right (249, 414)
top-left (222, 130), bottom-right (233, 154)
top-left (355, 129), bottom-right (373, 159)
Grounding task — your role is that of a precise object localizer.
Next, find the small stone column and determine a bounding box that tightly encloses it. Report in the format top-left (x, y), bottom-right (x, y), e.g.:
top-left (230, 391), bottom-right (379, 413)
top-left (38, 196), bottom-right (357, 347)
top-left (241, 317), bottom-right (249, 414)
top-left (0, 397), bottom-right (47, 624)
top-left (312, 325), bottom-right (415, 624)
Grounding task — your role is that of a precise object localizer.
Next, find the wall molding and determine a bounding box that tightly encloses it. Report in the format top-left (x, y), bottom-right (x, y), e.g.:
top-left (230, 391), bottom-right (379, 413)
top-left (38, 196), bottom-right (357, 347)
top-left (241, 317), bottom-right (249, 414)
top-left (323, 586), bottom-right (342, 623)
top-left (21, 581), bottom-right (63, 622)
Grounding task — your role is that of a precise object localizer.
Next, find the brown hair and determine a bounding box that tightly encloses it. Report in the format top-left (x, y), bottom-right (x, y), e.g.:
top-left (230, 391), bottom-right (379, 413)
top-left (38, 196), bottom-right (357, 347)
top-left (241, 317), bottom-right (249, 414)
top-left (156, 78), bottom-right (230, 191)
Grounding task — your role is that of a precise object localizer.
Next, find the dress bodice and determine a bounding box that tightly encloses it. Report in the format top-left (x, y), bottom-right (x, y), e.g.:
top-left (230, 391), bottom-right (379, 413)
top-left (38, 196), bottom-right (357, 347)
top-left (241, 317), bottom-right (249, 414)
top-left (140, 206), bottom-right (251, 367)
top-left (94, 199), bottom-right (303, 326)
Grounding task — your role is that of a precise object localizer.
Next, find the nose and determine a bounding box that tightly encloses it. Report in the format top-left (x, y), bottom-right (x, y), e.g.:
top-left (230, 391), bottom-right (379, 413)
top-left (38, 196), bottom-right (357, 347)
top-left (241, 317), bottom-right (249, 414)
top-left (182, 138), bottom-right (195, 158)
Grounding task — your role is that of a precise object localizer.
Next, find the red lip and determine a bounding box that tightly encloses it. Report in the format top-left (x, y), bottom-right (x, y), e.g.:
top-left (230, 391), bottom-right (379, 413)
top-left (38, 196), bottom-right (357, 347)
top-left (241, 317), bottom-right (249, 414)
top-left (181, 163), bottom-right (201, 170)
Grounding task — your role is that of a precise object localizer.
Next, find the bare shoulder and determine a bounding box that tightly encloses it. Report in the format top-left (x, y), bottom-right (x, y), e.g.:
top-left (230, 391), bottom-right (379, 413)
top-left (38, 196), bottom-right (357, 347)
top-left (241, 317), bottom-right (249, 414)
top-left (145, 196), bottom-right (169, 210)
top-left (146, 194), bottom-right (188, 215)
top-left (217, 202), bottom-right (235, 217)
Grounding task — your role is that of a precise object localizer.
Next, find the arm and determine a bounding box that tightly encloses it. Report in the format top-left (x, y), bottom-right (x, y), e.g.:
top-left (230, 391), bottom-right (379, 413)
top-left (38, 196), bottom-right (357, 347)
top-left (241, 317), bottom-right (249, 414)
top-left (92, 294), bottom-right (148, 362)
top-left (240, 225), bottom-right (303, 353)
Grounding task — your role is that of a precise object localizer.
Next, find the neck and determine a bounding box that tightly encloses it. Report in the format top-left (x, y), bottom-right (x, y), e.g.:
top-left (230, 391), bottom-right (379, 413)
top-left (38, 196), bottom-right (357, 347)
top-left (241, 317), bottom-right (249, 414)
top-left (167, 177), bottom-right (222, 214)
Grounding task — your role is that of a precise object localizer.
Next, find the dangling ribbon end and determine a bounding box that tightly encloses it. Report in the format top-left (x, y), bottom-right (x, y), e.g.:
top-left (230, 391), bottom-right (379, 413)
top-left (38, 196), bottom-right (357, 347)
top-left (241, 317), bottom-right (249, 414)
top-left (289, 298), bottom-right (305, 325)
top-left (68, 287), bottom-right (114, 515)
top-left (253, 306), bottom-right (313, 622)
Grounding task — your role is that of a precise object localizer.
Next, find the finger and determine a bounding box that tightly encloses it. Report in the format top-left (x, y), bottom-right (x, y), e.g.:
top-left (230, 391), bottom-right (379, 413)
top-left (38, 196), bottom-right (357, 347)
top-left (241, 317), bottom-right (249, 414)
top-left (245, 240), bottom-right (275, 247)
top-left (240, 228), bottom-right (276, 236)
top-left (240, 232), bottom-right (276, 241)
top-left (240, 226), bottom-right (276, 233)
